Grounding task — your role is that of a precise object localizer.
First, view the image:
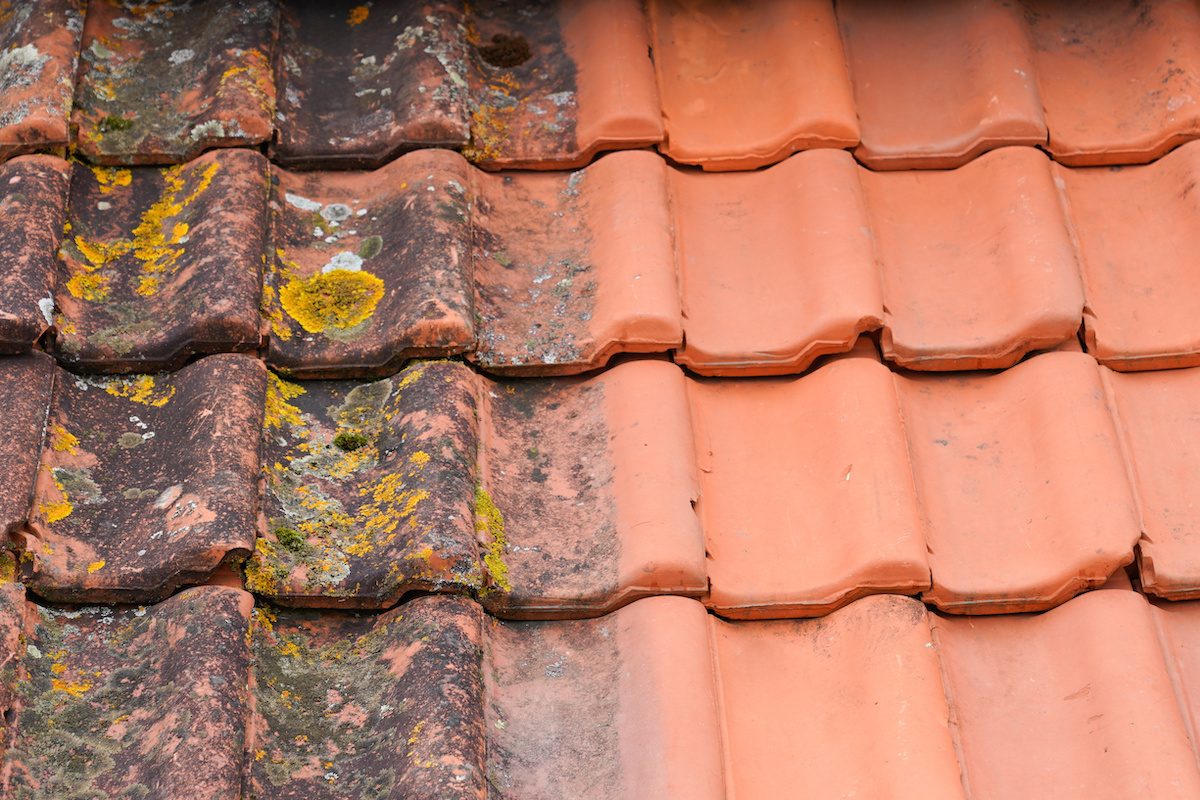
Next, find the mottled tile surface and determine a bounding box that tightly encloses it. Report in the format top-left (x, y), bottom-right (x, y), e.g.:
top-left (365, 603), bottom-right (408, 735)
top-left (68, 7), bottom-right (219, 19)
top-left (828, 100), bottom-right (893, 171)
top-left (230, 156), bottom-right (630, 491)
top-left (0, 0), bottom-right (82, 160)
top-left (21, 355), bottom-right (266, 603)
top-left (0, 354), bottom-right (54, 543)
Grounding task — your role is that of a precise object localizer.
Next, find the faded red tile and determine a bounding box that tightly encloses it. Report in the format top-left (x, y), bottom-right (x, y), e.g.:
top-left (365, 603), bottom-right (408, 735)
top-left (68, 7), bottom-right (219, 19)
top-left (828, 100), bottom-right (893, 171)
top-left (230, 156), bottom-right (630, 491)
top-left (465, 0), bottom-right (661, 170)
top-left (266, 152), bottom-right (473, 377)
top-left (838, 0), bottom-right (1044, 169)
top-left (711, 595), bottom-right (964, 799)
top-left (54, 150), bottom-right (269, 371)
top-left (1104, 365), bottom-right (1200, 599)
top-left (932, 589), bottom-right (1200, 798)
top-left (649, 0), bottom-right (858, 170)
top-left (20, 354), bottom-right (266, 603)
top-left (0, 156), bottom-right (69, 352)
top-left (672, 149), bottom-right (882, 375)
top-left (0, 0), bottom-right (82, 160)
top-left (688, 350), bottom-right (929, 618)
top-left (866, 147), bottom-right (1083, 369)
top-left (272, 1), bottom-right (470, 168)
top-left (249, 363), bottom-right (482, 607)
top-left (248, 596), bottom-right (486, 799)
top-left (1153, 597), bottom-right (1200, 743)
top-left (472, 150), bottom-right (679, 375)
top-left (72, 0), bottom-right (276, 165)
top-left (0, 586), bottom-right (253, 800)
top-left (1061, 140), bottom-right (1200, 370)
top-left (481, 359), bottom-right (705, 618)
top-left (0, 354), bottom-right (55, 544)
top-left (900, 351), bottom-right (1140, 613)
top-left (1027, 0), bottom-right (1200, 166)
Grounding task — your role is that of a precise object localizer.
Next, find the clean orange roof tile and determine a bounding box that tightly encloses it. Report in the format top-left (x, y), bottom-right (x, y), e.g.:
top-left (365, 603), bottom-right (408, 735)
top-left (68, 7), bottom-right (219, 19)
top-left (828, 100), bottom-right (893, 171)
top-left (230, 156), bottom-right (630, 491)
top-left (0, 0), bottom-right (81, 161)
top-left (901, 351), bottom-right (1140, 613)
top-left (648, 0), bottom-right (858, 170)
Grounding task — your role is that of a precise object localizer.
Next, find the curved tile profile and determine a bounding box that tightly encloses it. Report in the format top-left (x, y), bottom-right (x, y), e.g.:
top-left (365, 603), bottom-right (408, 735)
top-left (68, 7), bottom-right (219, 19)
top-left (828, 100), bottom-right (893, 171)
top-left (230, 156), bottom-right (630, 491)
top-left (0, 155), bottom-right (69, 352)
top-left (932, 589), bottom-right (1200, 799)
top-left (838, 0), bottom-right (1045, 169)
top-left (272, 1), bottom-right (470, 168)
top-left (1062, 140), bottom-right (1200, 370)
top-left (0, 0), bottom-right (81, 161)
top-left (54, 150), bottom-right (269, 372)
top-left (1104, 366), bottom-right (1200, 600)
top-left (0, 586), bottom-right (253, 800)
top-left (672, 149), bottom-right (882, 375)
top-left (649, 0), bottom-right (857, 170)
top-left (900, 351), bottom-right (1140, 613)
top-left (471, 150), bottom-right (680, 375)
top-left (266, 151), bottom-right (474, 377)
top-left (249, 362), bottom-right (483, 608)
top-left (249, 597), bottom-right (487, 800)
top-left (0, 354), bottom-right (54, 541)
top-left (19, 354), bottom-right (266, 603)
top-left (465, 0), bottom-right (661, 170)
top-left (689, 350), bottom-right (929, 618)
top-left (72, 0), bottom-right (276, 165)
top-left (1027, 0), bottom-right (1200, 166)
top-left (868, 147), bottom-right (1084, 370)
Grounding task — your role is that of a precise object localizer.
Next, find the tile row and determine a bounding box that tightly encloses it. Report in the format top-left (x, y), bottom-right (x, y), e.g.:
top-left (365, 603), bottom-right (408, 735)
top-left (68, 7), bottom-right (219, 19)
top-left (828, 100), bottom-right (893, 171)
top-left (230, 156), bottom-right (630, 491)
top-left (5, 0), bottom-right (1200, 170)
top-left (5, 583), bottom-right (1200, 799)
top-left (5, 347), bottom-right (1200, 614)
top-left (7, 143), bottom-right (1200, 376)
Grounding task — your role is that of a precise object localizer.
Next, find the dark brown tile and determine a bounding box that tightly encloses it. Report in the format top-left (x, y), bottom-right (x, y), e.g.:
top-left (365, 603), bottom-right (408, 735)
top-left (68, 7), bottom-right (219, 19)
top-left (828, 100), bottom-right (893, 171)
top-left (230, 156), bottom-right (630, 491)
top-left (0, 354), bottom-right (55, 544)
top-left (0, 0), bottom-right (82, 160)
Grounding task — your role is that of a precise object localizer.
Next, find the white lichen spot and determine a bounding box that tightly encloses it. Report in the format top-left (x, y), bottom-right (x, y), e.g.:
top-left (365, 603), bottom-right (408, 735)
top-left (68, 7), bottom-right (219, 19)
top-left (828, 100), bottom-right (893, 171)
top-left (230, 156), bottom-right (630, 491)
top-left (154, 484), bottom-right (183, 510)
top-left (96, 200), bottom-right (111, 210)
top-left (286, 192), bottom-right (322, 212)
top-left (0, 44), bottom-right (50, 90)
top-left (26, 644), bottom-right (42, 658)
top-left (168, 48), bottom-right (195, 66)
top-left (322, 251), bottom-right (363, 273)
top-left (320, 203), bottom-right (352, 224)
top-left (188, 119), bottom-right (225, 142)
top-left (38, 296), bottom-right (54, 326)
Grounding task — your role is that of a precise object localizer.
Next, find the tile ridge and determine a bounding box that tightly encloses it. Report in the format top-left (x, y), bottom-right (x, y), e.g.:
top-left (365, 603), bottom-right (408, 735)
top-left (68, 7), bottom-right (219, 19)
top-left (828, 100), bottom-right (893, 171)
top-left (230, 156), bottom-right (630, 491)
top-left (1150, 599), bottom-right (1200, 774)
top-left (704, 610), bottom-right (735, 800)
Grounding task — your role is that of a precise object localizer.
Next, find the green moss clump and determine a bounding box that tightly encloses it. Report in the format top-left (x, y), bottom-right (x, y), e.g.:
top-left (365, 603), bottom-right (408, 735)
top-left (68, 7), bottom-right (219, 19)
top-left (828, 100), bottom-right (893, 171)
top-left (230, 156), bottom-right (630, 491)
top-left (100, 115), bottom-right (134, 132)
top-left (333, 431), bottom-right (369, 452)
top-left (274, 526), bottom-right (307, 552)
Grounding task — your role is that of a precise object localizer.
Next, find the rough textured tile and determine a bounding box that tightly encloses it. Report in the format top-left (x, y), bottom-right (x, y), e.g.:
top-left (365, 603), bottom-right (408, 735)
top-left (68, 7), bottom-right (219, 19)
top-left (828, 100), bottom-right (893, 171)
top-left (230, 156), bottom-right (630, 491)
top-left (465, 0), bottom-right (661, 169)
top-left (865, 147), bottom-right (1084, 369)
top-left (480, 360), bottom-right (705, 618)
top-left (1104, 366), bottom-right (1200, 599)
top-left (932, 589), bottom-right (1200, 798)
top-left (1061, 140), bottom-right (1200, 370)
top-left (689, 350), bottom-right (929, 618)
top-left (649, 0), bottom-right (858, 170)
top-left (248, 596), bottom-right (486, 800)
top-left (0, 586), bottom-right (253, 800)
top-left (900, 351), bottom-right (1140, 613)
top-left (272, 1), bottom-right (470, 168)
top-left (54, 150), bottom-right (269, 371)
top-left (672, 149), bottom-right (882, 375)
top-left (72, 0), bottom-right (276, 165)
top-left (20, 354), bottom-right (266, 603)
top-left (0, 354), bottom-right (54, 543)
top-left (248, 362), bottom-right (483, 608)
top-left (0, 156), bottom-right (69, 352)
top-left (1027, 0), bottom-right (1200, 166)
top-left (0, 0), bottom-right (82, 160)
top-left (471, 150), bottom-right (679, 375)
top-left (711, 595), bottom-right (964, 799)
top-left (486, 596), bottom-right (724, 800)
top-left (266, 152), bottom-right (474, 378)
top-left (838, 0), bottom-right (1044, 169)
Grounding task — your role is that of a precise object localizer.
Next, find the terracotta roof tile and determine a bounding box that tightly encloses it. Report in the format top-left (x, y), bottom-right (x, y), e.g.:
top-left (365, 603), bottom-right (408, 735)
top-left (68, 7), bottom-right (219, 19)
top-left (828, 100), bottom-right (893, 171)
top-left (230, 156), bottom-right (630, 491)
top-left (54, 150), bottom-right (269, 371)
top-left (0, 354), bottom-right (55, 542)
top-left (0, 155), bottom-right (69, 352)
top-left (72, 0), bottom-right (276, 165)
top-left (19, 354), bottom-right (266, 603)
top-left (648, 0), bottom-right (858, 170)
top-left (0, 0), bottom-right (82, 160)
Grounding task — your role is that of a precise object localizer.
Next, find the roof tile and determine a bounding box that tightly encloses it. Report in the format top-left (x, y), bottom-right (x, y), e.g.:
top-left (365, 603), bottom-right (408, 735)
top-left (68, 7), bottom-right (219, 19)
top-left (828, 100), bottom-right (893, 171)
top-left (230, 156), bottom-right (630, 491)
top-left (0, 354), bottom-right (55, 542)
top-left (19, 354), bottom-right (266, 603)
top-left (649, 0), bottom-right (858, 170)
top-left (72, 0), bottom-right (276, 165)
top-left (0, 0), bottom-right (81, 160)
top-left (54, 150), bottom-right (269, 371)
top-left (0, 155), bottom-right (69, 352)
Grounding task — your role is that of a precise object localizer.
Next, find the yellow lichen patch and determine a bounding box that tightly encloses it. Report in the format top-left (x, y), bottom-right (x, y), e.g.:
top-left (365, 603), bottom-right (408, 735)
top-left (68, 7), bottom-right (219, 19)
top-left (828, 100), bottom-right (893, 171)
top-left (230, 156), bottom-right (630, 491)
top-left (40, 473), bottom-right (72, 523)
top-left (347, 5), bottom-right (369, 25)
top-left (245, 538), bottom-right (290, 595)
top-left (136, 275), bottom-right (159, 297)
top-left (265, 373), bottom-right (307, 432)
top-left (52, 677), bottom-right (93, 698)
top-left (277, 640), bottom-right (301, 658)
top-left (408, 450), bottom-right (430, 467)
top-left (475, 485), bottom-right (511, 593)
top-left (279, 269), bottom-right (385, 334)
top-left (92, 165), bottom-right (131, 194)
top-left (87, 560), bottom-right (105, 574)
top-left (49, 424), bottom-right (79, 455)
top-left (260, 283), bottom-right (291, 341)
top-left (217, 49), bottom-right (273, 112)
top-left (104, 375), bottom-right (175, 407)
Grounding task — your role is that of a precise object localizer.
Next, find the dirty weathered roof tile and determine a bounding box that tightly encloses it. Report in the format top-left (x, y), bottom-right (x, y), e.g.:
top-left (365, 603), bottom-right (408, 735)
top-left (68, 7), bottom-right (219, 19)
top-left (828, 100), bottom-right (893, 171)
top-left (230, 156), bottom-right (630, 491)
top-left (0, 0), bottom-right (82, 161)
top-left (72, 0), bottom-right (276, 165)
top-left (19, 354), bottom-right (266, 603)
top-left (0, 354), bottom-right (55, 543)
